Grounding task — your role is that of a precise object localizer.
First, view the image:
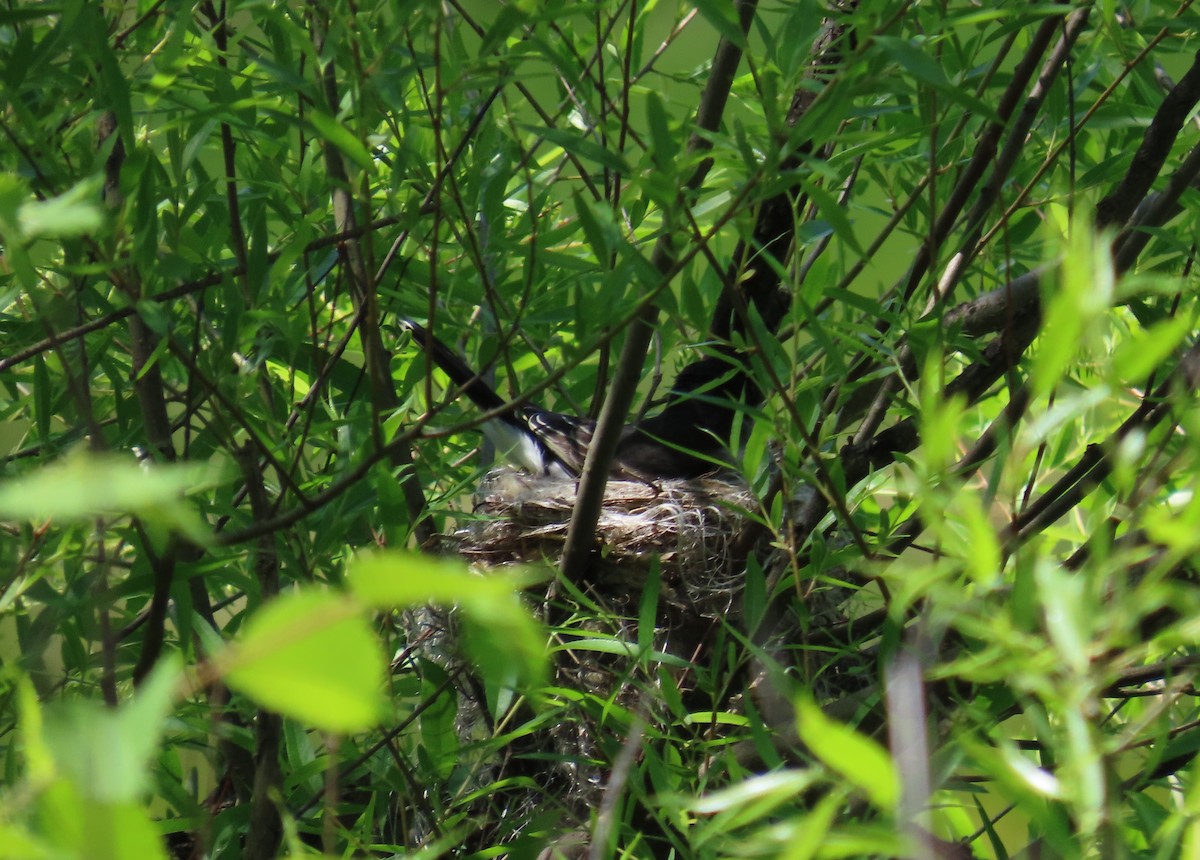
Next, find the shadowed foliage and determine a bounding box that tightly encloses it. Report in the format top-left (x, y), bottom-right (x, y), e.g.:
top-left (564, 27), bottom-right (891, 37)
top-left (3, 2), bottom-right (1200, 858)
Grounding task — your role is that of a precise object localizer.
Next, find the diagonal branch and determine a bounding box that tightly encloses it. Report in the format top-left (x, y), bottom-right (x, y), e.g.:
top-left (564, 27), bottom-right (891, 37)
top-left (560, 0), bottom-right (760, 579)
top-left (310, 8), bottom-right (433, 545)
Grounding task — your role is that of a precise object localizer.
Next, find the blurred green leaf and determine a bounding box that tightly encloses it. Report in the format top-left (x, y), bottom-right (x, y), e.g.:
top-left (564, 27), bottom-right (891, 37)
top-left (309, 110), bottom-right (374, 171)
top-left (795, 697), bottom-right (899, 810)
top-left (10, 663), bottom-right (176, 860)
top-left (1033, 557), bottom-right (1089, 676)
top-left (42, 657), bottom-right (180, 803)
top-left (693, 0), bottom-right (747, 49)
top-left (1033, 222), bottom-right (1115, 398)
top-left (1109, 312), bottom-right (1193, 385)
top-left (39, 791), bottom-right (168, 860)
top-left (16, 675), bottom-right (53, 786)
top-left (0, 822), bottom-right (54, 860)
top-left (348, 551), bottom-right (547, 689)
top-left (918, 360), bottom-right (967, 476)
top-left (18, 178), bottom-right (104, 239)
top-left (958, 494), bottom-right (1002, 586)
top-left (222, 589), bottom-right (387, 733)
top-left (690, 770), bottom-right (821, 832)
top-left (0, 450), bottom-right (219, 543)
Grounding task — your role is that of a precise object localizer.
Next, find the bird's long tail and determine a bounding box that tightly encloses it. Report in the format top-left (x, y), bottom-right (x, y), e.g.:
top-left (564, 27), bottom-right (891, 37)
top-left (397, 318), bottom-right (508, 414)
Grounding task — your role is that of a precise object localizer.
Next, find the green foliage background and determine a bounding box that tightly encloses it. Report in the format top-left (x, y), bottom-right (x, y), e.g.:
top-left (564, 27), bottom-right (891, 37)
top-left (3, 1), bottom-right (1200, 858)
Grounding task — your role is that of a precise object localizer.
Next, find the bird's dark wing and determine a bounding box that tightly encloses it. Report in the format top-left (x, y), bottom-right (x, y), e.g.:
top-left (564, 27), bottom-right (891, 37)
top-left (612, 352), bottom-right (760, 478)
top-left (525, 410), bottom-right (595, 477)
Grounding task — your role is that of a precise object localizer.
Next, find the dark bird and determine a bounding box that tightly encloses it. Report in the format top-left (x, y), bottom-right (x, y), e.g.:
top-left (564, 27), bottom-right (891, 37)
top-left (397, 319), bottom-right (758, 480)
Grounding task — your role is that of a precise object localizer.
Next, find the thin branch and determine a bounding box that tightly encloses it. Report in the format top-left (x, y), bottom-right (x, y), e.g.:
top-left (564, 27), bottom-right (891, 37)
top-left (560, 0), bottom-right (761, 580)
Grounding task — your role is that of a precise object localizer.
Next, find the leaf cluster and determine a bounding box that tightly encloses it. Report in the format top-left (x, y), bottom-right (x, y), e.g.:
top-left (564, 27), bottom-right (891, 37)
top-left (3, 1), bottom-right (1200, 858)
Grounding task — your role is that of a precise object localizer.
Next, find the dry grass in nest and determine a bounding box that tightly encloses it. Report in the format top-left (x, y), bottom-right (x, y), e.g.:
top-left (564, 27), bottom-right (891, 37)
top-left (396, 469), bottom-right (766, 835)
top-left (439, 468), bottom-right (758, 617)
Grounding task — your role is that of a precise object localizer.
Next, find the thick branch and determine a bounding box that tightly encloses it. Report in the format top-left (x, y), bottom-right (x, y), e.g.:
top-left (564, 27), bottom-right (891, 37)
top-left (1096, 49), bottom-right (1200, 228)
top-left (560, 0), bottom-right (759, 579)
top-left (711, 5), bottom-right (859, 341)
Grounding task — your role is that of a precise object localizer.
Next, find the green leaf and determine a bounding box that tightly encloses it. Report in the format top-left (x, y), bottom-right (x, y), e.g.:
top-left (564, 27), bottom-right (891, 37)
top-left (638, 558), bottom-right (660, 655)
top-left (39, 790), bottom-right (168, 860)
top-left (958, 494), bottom-right (1002, 586)
top-left (874, 35), bottom-right (999, 120)
top-left (0, 450), bottom-right (219, 543)
top-left (918, 356), bottom-right (967, 476)
top-left (801, 178), bottom-right (864, 256)
top-left (222, 589), bottom-right (387, 733)
top-left (18, 177), bottom-right (104, 239)
top-left (33, 355), bottom-right (51, 443)
top-left (0, 6), bottom-right (59, 24)
top-left (874, 35), bottom-right (952, 90)
top-left (689, 770), bottom-right (822, 840)
top-left (534, 125), bottom-right (632, 176)
top-left (795, 696), bottom-right (899, 809)
top-left (348, 551), bottom-right (547, 689)
top-left (780, 791), bottom-right (842, 860)
top-left (1033, 222), bottom-right (1115, 397)
top-left (42, 656), bottom-right (181, 803)
top-left (417, 660), bottom-right (460, 776)
top-left (1033, 557), bottom-right (1089, 676)
top-left (309, 110), bottom-right (374, 171)
top-left (1109, 312), bottom-right (1193, 384)
top-left (0, 822), bottom-right (54, 860)
top-left (572, 191), bottom-right (618, 263)
top-left (16, 674), bottom-right (53, 785)
top-left (645, 91), bottom-right (678, 174)
top-left (477, 3), bottom-right (529, 56)
top-left (0, 172), bottom-right (29, 238)
top-left (81, 4), bottom-right (134, 144)
top-left (693, 0), bottom-right (747, 50)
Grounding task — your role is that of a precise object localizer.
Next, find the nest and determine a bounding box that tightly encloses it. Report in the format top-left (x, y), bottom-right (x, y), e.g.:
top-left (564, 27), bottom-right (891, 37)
top-left (397, 468), bottom-right (763, 847)
top-left (439, 468), bottom-right (759, 617)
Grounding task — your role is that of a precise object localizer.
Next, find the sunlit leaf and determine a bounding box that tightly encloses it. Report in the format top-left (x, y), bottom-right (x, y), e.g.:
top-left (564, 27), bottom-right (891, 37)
top-left (690, 769), bottom-right (819, 815)
top-left (309, 110), bottom-right (374, 171)
top-left (0, 450), bottom-right (219, 543)
top-left (796, 697), bottom-right (899, 809)
top-left (222, 589), bottom-right (386, 732)
top-left (348, 551), bottom-right (547, 689)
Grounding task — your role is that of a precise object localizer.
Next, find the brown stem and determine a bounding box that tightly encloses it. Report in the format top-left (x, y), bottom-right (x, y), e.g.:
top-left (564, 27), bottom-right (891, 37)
top-left (311, 10), bottom-right (432, 545)
top-left (237, 443), bottom-right (284, 860)
top-left (560, 0), bottom-right (760, 580)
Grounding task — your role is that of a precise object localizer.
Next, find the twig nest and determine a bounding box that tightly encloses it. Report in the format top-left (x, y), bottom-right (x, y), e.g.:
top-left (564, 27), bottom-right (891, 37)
top-left (440, 468), bottom-right (758, 617)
